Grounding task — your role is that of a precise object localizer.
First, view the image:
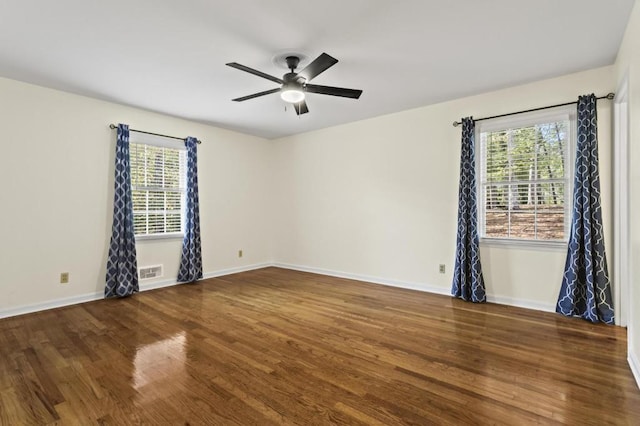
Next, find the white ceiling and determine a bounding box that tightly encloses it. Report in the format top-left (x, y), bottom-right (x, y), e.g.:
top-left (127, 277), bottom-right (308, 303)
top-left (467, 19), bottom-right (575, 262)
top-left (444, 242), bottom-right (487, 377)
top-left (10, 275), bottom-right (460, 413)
top-left (0, 0), bottom-right (634, 139)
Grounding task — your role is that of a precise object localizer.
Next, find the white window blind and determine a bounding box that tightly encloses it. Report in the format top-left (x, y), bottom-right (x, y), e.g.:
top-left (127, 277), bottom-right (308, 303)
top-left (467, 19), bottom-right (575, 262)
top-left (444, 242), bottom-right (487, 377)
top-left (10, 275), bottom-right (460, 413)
top-left (130, 142), bottom-right (186, 238)
top-left (478, 111), bottom-right (572, 243)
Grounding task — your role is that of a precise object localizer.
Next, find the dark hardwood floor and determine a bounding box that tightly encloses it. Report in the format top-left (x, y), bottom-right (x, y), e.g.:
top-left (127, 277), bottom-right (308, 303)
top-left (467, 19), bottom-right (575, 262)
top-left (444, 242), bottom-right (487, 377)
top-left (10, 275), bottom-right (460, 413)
top-left (0, 267), bottom-right (638, 425)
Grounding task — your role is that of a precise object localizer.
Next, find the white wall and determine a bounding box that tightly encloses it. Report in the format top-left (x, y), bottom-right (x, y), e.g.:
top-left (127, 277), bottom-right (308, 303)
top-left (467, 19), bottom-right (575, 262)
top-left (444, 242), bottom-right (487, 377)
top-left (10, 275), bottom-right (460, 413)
top-left (0, 77), bottom-right (274, 316)
top-left (272, 66), bottom-right (614, 312)
top-left (614, 0), bottom-right (640, 386)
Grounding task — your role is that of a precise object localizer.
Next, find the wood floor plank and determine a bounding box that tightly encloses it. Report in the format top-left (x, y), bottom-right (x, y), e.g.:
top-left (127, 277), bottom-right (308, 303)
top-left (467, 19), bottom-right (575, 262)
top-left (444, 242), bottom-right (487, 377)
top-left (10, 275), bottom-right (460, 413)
top-left (0, 267), bottom-right (638, 424)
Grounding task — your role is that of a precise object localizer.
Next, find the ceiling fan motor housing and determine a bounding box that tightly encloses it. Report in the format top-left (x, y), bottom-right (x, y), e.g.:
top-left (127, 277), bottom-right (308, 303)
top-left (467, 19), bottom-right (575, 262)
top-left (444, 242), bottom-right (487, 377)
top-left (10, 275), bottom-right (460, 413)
top-left (283, 71), bottom-right (305, 89)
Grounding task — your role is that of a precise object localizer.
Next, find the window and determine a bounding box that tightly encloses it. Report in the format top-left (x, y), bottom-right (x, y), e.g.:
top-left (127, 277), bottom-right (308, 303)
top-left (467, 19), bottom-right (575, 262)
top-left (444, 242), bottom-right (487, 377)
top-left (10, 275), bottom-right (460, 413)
top-left (130, 136), bottom-right (186, 239)
top-left (477, 107), bottom-right (574, 245)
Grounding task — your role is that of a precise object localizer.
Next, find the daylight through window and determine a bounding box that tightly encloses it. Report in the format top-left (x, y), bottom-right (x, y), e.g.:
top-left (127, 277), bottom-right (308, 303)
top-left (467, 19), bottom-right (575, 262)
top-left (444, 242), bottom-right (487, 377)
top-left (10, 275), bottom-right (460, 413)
top-left (130, 143), bottom-right (186, 237)
top-left (478, 111), bottom-right (573, 243)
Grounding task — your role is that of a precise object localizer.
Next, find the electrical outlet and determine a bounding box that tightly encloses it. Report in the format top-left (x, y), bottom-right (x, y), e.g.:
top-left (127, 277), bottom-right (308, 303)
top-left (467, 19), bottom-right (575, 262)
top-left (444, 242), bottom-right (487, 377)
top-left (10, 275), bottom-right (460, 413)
top-left (60, 272), bottom-right (69, 284)
top-left (238, 249), bottom-right (243, 258)
top-left (439, 264), bottom-right (446, 274)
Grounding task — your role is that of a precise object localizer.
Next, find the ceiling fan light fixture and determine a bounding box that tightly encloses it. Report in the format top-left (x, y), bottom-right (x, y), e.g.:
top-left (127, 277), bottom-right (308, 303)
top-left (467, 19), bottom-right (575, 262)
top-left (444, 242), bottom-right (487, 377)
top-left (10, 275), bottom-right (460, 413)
top-left (280, 88), bottom-right (305, 103)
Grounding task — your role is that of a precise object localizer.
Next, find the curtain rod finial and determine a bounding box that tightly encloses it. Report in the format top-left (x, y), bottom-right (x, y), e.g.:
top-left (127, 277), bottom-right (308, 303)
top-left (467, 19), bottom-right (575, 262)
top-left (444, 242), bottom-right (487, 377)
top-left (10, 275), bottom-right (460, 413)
top-left (606, 92), bottom-right (615, 100)
top-left (453, 120), bottom-right (461, 127)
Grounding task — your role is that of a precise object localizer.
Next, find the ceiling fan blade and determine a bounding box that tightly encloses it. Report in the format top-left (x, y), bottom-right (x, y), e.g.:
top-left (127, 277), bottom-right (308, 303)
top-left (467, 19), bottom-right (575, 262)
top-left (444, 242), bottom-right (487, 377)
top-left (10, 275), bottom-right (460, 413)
top-left (298, 53), bottom-right (338, 82)
top-left (232, 88), bottom-right (281, 102)
top-left (293, 100), bottom-right (309, 115)
top-left (305, 84), bottom-right (363, 99)
top-left (226, 62), bottom-right (283, 84)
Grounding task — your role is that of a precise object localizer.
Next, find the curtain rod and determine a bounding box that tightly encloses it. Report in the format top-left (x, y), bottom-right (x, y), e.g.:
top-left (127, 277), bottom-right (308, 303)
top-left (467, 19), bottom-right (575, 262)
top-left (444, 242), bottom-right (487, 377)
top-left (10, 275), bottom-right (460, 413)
top-left (108, 124), bottom-right (201, 144)
top-left (452, 92), bottom-right (615, 127)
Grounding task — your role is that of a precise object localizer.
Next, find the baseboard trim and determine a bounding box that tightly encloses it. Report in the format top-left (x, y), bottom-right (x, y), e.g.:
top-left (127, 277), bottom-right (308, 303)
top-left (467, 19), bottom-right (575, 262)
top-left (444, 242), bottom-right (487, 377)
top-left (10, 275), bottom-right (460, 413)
top-left (0, 261), bottom-right (561, 320)
top-left (274, 262), bottom-right (558, 313)
top-left (203, 262), bottom-right (274, 279)
top-left (0, 292), bottom-right (104, 320)
top-left (139, 278), bottom-right (180, 292)
top-left (629, 347), bottom-right (640, 390)
top-left (486, 295), bottom-right (556, 313)
top-left (273, 262), bottom-right (451, 297)
top-left (0, 262), bottom-right (274, 320)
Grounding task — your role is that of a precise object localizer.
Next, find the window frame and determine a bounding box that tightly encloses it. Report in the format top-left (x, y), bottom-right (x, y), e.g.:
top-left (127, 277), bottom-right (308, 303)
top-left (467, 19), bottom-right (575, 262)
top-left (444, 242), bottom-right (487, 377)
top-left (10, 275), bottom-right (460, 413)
top-left (475, 105), bottom-right (576, 249)
top-left (129, 132), bottom-right (186, 241)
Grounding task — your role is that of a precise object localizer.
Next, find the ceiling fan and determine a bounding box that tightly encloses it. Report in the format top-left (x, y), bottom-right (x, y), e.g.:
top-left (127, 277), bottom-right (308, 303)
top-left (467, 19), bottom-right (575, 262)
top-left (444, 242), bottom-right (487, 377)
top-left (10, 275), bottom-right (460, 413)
top-left (226, 52), bottom-right (363, 115)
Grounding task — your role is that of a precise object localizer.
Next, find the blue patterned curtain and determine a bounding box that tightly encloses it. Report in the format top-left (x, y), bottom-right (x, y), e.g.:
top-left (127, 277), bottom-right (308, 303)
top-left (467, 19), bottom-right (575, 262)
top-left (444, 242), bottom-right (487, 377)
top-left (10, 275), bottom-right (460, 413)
top-left (452, 117), bottom-right (486, 302)
top-left (105, 124), bottom-right (139, 298)
top-left (177, 137), bottom-right (203, 282)
top-left (556, 95), bottom-right (614, 324)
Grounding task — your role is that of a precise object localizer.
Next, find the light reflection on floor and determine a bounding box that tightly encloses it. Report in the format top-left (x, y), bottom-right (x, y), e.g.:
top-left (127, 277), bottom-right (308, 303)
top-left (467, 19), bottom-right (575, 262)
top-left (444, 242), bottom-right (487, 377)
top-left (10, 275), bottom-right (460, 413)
top-left (133, 331), bottom-right (187, 401)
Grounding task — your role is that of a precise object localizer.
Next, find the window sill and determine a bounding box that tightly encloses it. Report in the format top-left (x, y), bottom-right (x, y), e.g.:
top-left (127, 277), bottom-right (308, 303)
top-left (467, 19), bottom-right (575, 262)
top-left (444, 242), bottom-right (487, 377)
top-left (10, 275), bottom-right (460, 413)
top-left (135, 232), bottom-right (184, 242)
top-left (480, 237), bottom-right (567, 251)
